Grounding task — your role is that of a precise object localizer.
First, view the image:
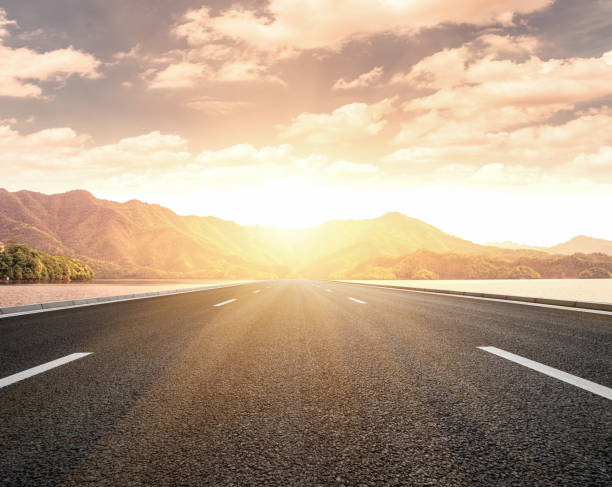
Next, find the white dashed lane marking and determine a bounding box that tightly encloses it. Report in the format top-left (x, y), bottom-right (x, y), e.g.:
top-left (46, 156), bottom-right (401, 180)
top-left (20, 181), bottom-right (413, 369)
top-left (0, 353), bottom-right (92, 390)
top-left (479, 346), bottom-right (612, 401)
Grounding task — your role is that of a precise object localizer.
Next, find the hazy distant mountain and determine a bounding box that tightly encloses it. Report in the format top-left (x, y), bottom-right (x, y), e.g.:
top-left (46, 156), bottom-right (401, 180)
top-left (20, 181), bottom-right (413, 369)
top-left (486, 241), bottom-right (548, 252)
top-left (0, 189), bottom-right (555, 278)
top-left (549, 235), bottom-right (612, 255)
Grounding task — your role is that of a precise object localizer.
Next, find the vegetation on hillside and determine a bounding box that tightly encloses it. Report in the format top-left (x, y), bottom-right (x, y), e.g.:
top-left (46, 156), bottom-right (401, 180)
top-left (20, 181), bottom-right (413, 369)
top-left (579, 267), bottom-right (612, 279)
top-left (334, 249), bottom-right (612, 280)
top-left (0, 241), bottom-right (94, 281)
top-left (1, 189), bottom-right (612, 280)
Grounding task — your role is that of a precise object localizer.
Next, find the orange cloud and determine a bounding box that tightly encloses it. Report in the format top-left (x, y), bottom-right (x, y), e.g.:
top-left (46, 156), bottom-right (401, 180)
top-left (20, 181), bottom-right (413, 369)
top-left (174, 1), bottom-right (553, 54)
top-left (333, 66), bottom-right (383, 90)
top-left (278, 98), bottom-right (396, 144)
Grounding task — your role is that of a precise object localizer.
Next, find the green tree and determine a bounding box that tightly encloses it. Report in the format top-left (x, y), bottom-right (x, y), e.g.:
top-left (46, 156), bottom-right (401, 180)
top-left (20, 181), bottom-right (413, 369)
top-left (579, 267), bottom-right (612, 279)
top-left (412, 268), bottom-right (438, 280)
top-left (506, 265), bottom-right (541, 279)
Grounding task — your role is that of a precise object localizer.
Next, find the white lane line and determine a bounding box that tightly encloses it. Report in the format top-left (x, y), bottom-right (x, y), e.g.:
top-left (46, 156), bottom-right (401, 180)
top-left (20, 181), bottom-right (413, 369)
top-left (479, 346), bottom-right (612, 401)
top-left (253, 290), bottom-right (261, 294)
top-left (213, 299), bottom-right (237, 307)
top-left (0, 353), bottom-right (92, 390)
top-left (326, 289), bottom-right (333, 293)
top-left (348, 297), bottom-right (367, 304)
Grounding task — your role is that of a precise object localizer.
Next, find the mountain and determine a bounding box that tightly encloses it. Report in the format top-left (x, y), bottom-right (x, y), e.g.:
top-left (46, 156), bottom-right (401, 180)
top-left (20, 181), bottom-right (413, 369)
top-left (549, 235), bottom-right (612, 255)
top-left (0, 189), bottom-right (561, 278)
top-left (0, 189), bottom-right (286, 278)
top-left (486, 241), bottom-right (548, 252)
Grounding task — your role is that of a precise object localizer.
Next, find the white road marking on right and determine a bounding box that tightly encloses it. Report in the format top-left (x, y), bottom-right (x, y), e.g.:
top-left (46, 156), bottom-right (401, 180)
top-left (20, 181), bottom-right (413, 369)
top-left (213, 299), bottom-right (237, 307)
top-left (0, 353), bottom-right (92, 389)
top-left (348, 297), bottom-right (367, 304)
top-left (253, 290), bottom-right (261, 294)
top-left (479, 346), bottom-right (612, 401)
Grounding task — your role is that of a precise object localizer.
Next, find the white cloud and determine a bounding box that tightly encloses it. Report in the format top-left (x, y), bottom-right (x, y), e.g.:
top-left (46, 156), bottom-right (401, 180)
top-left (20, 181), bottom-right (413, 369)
top-left (0, 8), bottom-right (17, 38)
top-left (394, 35), bottom-right (612, 130)
top-left (195, 143), bottom-right (294, 167)
top-left (147, 62), bottom-right (208, 89)
top-left (155, 1), bottom-right (552, 92)
top-left (0, 9), bottom-right (101, 98)
top-left (173, 1), bottom-right (553, 54)
top-left (333, 66), bottom-right (383, 90)
top-left (185, 96), bottom-right (254, 115)
top-left (278, 97), bottom-right (396, 144)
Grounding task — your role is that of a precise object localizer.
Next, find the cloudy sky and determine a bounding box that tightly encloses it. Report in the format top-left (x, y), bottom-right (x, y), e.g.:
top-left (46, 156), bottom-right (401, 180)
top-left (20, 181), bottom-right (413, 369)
top-left (1, 0), bottom-right (611, 245)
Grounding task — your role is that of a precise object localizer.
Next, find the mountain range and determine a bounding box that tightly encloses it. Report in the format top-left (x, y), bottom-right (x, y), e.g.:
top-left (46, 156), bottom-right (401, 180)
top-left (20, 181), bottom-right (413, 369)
top-left (487, 237), bottom-right (612, 255)
top-left (1, 189), bottom-right (611, 278)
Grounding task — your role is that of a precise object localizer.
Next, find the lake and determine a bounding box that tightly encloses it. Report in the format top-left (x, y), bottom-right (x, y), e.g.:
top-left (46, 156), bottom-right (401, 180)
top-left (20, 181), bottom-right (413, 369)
top-left (2, 278), bottom-right (611, 308)
top-left (0, 279), bottom-right (248, 307)
top-left (344, 279), bottom-right (612, 304)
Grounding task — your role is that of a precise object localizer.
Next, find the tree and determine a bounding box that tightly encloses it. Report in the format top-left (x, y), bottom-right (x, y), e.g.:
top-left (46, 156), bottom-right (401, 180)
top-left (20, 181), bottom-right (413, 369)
top-left (579, 267), bottom-right (612, 279)
top-left (0, 242), bottom-right (94, 281)
top-left (506, 265), bottom-right (541, 279)
top-left (412, 268), bottom-right (438, 280)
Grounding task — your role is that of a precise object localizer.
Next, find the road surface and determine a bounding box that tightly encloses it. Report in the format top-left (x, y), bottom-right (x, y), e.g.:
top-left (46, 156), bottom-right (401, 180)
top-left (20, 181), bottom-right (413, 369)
top-left (1, 280), bottom-right (610, 485)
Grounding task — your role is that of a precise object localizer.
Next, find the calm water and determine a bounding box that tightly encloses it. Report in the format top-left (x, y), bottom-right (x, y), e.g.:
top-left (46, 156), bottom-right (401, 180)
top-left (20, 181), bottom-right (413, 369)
top-left (346, 279), bottom-right (612, 304)
top-left (0, 279), bottom-right (248, 307)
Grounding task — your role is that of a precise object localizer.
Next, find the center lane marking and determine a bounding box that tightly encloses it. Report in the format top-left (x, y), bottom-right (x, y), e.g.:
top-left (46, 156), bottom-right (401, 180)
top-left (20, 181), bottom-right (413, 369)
top-left (348, 297), bottom-right (367, 304)
top-left (213, 299), bottom-right (237, 307)
top-left (0, 353), bottom-right (92, 390)
top-left (326, 289), bottom-right (333, 293)
top-left (253, 290), bottom-right (261, 294)
top-left (479, 346), bottom-right (612, 401)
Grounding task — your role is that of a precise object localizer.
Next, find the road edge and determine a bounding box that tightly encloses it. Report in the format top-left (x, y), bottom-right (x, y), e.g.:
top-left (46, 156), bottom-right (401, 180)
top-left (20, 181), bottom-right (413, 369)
top-left (0, 282), bottom-right (254, 319)
top-left (333, 281), bottom-right (612, 314)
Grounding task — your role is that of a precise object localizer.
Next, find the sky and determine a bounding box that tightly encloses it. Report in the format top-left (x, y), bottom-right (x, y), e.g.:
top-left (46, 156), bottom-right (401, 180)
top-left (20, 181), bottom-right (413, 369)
top-left (0, 0), bottom-right (611, 245)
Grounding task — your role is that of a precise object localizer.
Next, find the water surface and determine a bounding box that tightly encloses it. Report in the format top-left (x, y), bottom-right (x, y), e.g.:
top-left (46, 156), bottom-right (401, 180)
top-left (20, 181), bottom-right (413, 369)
top-left (0, 280), bottom-right (247, 307)
top-left (345, 279), bottom-right (612, 304)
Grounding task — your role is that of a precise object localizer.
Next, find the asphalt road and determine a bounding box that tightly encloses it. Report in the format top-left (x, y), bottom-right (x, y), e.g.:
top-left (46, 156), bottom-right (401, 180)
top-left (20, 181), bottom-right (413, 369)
top-left (0, 280), bottom-right (610, 486)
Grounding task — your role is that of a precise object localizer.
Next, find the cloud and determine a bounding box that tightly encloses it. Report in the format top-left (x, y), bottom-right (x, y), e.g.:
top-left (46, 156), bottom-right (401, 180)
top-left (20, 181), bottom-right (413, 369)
top-left (113, 44), bottom-right (142, 61)
top-left (156, 1), bottom-right (552, 92)
top-left (195, 143), bottom-right (294, 167)
top-left (0, 9), bottom-right (101, 98)
top-left (0, 8), bottom-right (17, 37)
top-left (144, 58), bottom-right (285, 89)
top-left (173, 1), bottom-right (553, 55)
top-left (278, 97), bottom-right (396, 144)
top-left (384, 34), bottom-right (612, 182)
top-left (382, 107), bottom-right (612, 184)
top-left (333, 66), bottom-right (383, 90)
top-left (393, 34), bottom-right (612, 130)
top-left (185, 97), bottom-right (255, 115)
top-left (147, 62), bottom-right (209, 89)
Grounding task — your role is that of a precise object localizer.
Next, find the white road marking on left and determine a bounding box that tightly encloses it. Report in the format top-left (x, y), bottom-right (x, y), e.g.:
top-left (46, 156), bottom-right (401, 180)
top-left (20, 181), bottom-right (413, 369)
top-left (0, 353), bottom-right (92, 389)
top-left (214, 299), bottom-right (237, 307)
top-left (348, 297), bottom-right (367, 304)
top-left (253, 290), bottom-right (261, 294)
top-left (479, 346), bottom-right (612, 401)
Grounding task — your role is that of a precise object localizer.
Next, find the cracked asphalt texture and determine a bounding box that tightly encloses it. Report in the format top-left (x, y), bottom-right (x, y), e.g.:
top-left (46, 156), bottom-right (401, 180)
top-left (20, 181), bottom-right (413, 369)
top-left (0, 280), bottom-right (610, 486)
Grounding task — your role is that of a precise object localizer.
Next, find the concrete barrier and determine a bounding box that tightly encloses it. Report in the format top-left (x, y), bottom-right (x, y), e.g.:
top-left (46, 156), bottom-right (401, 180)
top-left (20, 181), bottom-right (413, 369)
top-left (41, 300), bottom-right (75, 309)
top-left (0, 303), bottom-right (43, 314)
